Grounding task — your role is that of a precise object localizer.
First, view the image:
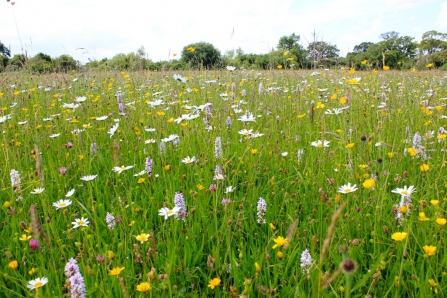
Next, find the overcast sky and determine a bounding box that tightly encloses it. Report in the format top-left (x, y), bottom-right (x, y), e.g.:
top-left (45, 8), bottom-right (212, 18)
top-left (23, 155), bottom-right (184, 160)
top-left (1, 0), bottom-right (447, 63)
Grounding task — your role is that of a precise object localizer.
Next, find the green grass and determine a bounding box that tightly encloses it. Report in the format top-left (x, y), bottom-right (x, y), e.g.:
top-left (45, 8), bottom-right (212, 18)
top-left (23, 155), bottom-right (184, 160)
top-left (1, 68), bottom-right (447, 297)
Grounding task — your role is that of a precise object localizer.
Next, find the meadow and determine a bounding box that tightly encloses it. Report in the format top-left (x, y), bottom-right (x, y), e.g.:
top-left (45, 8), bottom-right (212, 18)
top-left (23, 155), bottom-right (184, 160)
top-left (1, 68), bottom-right (447, 297)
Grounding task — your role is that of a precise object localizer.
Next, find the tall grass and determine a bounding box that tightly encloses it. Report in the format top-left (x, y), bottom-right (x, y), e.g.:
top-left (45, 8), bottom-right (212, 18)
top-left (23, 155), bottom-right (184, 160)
top-left (0, 68), bottom-right (447, 297)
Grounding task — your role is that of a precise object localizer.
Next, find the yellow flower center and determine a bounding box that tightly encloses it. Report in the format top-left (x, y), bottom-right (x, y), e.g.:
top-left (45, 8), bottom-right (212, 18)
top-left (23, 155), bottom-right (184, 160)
top-left (79, 221), bottom-right (85, 225)
top-left (34, 282), bottom-right (42, 287)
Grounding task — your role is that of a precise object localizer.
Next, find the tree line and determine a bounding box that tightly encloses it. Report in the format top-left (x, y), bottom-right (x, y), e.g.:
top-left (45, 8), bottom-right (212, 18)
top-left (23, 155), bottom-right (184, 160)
top-left (1, 30), bottom-right (446, 73)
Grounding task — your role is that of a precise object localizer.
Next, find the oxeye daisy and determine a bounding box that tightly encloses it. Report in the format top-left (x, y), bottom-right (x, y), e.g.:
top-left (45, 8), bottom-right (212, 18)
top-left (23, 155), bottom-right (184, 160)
top-left (182, 156), bottom-right (196, 164)
top-left (65, 188), bottom-right (75, 197)
top-left (27, 277), bottom-right (48, 290)
top-left (80, 174), bottom-right (97, 181)
top-left (113, 165), bottom-right (134, 174)
top-left (158, 206), bottom-right (180, 220)
top-left (53, 199), bottom-right (72, 210)
top-left (31, 188), bottom-right (45, 194)
top-left (311, 140), bottom-right (330, 148)
top-left (391, 185), bottom-right (416, 197)
top-left (337, 183), bottom-right (358, 194)
top-left (72, 217), bottom-right (89, 229)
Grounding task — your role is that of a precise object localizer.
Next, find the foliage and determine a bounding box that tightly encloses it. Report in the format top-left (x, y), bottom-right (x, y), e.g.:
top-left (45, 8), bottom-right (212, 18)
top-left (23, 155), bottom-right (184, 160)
top-left (54, 55), bottom-right (77, 72)
top-left (181, 42), bottom-right (221, 69)
top-left (0, 41), bottom-right (11, 57)
top-left (307, 41), bottom-right (340, 68)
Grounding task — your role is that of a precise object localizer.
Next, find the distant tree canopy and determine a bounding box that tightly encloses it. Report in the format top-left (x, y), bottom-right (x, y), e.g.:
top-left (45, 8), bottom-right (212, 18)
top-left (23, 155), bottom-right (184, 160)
top-left (2, 30), bottom-right (447, 72)
top-left (0, 41), bottom-right (11, 57)
top-left (181, 42), bottom-right (221, 69)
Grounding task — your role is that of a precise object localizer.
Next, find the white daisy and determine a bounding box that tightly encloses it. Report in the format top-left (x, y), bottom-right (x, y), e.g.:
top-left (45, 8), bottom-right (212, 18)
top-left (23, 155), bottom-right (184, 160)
top-left (182, 156), bottom-right (196, 164)
top-left (80, 175), bottom-right (98, 181)
top-left (72, 217), bottom-right (89, 228)
top-left (158, 206), bottom-right (181, 220)
top-left (65, 188), bottom-right (75, 197)
top-left (224, 186), bottom-right (236, 193)
top-left (27, 277), bottom-right (48, 290)
top-left (133, 170), bottom-right (147, 176)
top-left (75, 96), bottom-right (87, 102)
top-left (311, 140), bottom-right (330, 148)
top-left (95, 115), bottom-right (108, 121)
top-left (391, 185), bottom-right (416, 197)
top-left (337, 183), bottom-right (358, 194)
top-left (226, 66), bottom-right (236, 71)
top-left (108, 123), bottom-right (119, 138)
top-left (31, 188), bottom-right (45, 194)
top-left (49, 133), bottom-right (60, 138)
top-left (52, 199), bottom-right (72, 210)
top-left (113, 165), bottom-right (134, 174)
top-left (144, 139), bottom-right (157, 144)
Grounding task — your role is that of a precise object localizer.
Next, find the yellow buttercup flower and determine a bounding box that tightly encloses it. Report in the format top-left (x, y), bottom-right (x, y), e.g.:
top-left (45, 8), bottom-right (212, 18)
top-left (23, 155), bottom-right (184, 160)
top-left (255, 262), bottom-right (261, 273)
top-left (208, 278), bottom-right (221, 290)
top-left (8, 260), bottom-right (18, 269)
top-left (136, 282), bottom-right (151, 292)
top-left (383, 65), bottom-right (390, 71)
top-left (391, 232), bottom-right (407, 241)
top-left (272, 236), bottom-right (287, 249)
top-left (420, 164), bottom-right (430, 172)
top-left (423, 245), bottom-right (436, 256)
top-left (419, 212), bottom-right (430, 221)
top-left (436, 218), bottom-right (447, 226)
top-left (362, 179), bottom-right (375, 189)
top-left (109, 267), bottom-right (125, 276)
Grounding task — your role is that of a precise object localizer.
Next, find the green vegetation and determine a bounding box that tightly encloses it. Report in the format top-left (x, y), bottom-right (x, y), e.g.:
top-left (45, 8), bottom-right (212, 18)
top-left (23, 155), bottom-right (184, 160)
top-left (0, 68), bottom-right (447, 297)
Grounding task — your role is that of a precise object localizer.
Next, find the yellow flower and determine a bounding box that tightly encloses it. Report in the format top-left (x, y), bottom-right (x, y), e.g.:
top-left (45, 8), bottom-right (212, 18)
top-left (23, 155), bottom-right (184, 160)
top-left (391, 232), bottom-right (408, 241)
top-left (340, 97), bottom-right (347, 105)
top-left (419, 212), bottom-right (430, 221)
top-left (136, 282), bottom-right (151, 292)
top-left (272, 236), bottom-right (287, 249)
top-left (362, 179), bottom-right (375, 189)
top-left (208, 278), bottom-right (221, 290)
top-left (383, 65), bottom-right (390, 71)
top-left (359, 164), bottom-right (368, 169)
top-left (136, 233), bottom-right (150, 243)
top-left (167, 117), bottom-right (174, 123)
top-left (19, 234), bottom-right (31, 241)
top-left (137, 178), bottom-right (145, 184)
top-left (107, 250), bottom-right (115, 259)
top-left (283, 51), bottom-right (289, 56)
top-left (28, 267), bottom-right (36, 275)
top-left (0, 92), bottom-right (3, 97)
top-left (388, 152), bottom-right (395, 158)
top-left (13, 91), bottom-right (20, 95)
top-left (8, 260), bottom-right (18, 269)
top-left (436, 218), bottom-right (446, 226)
top-left (128, 220), bottom-right (135, 227)
top-left (349, 68), bottom-right (355, 74)
top-left (330, 94), bottom-right (338, 100)
top-left (399, 205), bottom-right (408, 214)
top-left (435, 106), bottom-right (443, 111)
top-left (407, 148), bottom-right (417, 156)
top-left (156, 111), bottom-right (165, 116)
top-left (277, 251), bottom-right (284, 259)
top-left (426, 63), bottom-right (434, 68)
top-left (164, 165), bottom-right (171, 171)
top-left (197, 184), bottom-right (205, 190)
top-left (3, 201), bottom-right (11, 208)
top-left (423, 245), bottom-right (436, 256)
top-left (277, 65), bottom-right (283, 69)
top-left (269, 223), bottom-right (276, 230)
top-left (79, 155), bottom-right (84, 161)
top-left (187, 47), bottom-right (195, 52)
top-left (255, 262), bottom-right (261, 273)
top-left (429, 279), bottom-right (438, 293)
top-left (430, 200), bottom-right (439, 206)
top-left (361, 59), bottom-right (367, 65)
top-left (316, 102), bottom-right (325, 109)
top-left (345, 143), bottom-right (355, 149)
top-left (420, 164), bottom-right (430, 172)
top-left (297, 114), bottom-right (306, 119)
top-left (109, 267), bottom-right (125, 276)
top-left (251, 149), bottom-right (258, 155)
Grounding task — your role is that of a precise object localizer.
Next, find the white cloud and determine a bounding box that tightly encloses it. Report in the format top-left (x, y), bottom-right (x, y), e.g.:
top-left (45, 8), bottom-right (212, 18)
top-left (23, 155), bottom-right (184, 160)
top-left (0, 0), bottom-right (445, 61)
top-left (439, 2), bottom-right (447, 29)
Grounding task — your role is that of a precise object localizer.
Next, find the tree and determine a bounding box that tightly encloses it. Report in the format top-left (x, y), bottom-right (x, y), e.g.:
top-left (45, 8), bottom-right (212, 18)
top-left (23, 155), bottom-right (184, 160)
top-left (0, 41), bottom-right (10, 57)
top-left (54, 54), bottom-right (77, 72)
top-left (277, 33), bottom-right (307, 68)
top-left (28, 53), bottom-right (53, 73)
top-left (181, 42), bottom-right (221, 69)
top-left (352, 42), bottom-right (374, 53)
top-left (419, 30), bottom-right (447, 55)
top-left (307, 41), bottom-right (340, 67)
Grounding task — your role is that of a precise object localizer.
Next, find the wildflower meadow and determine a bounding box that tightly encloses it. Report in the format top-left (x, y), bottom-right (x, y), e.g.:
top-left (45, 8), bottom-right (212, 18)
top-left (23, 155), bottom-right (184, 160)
top-left (1, 68), bottom-right (447, 297)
